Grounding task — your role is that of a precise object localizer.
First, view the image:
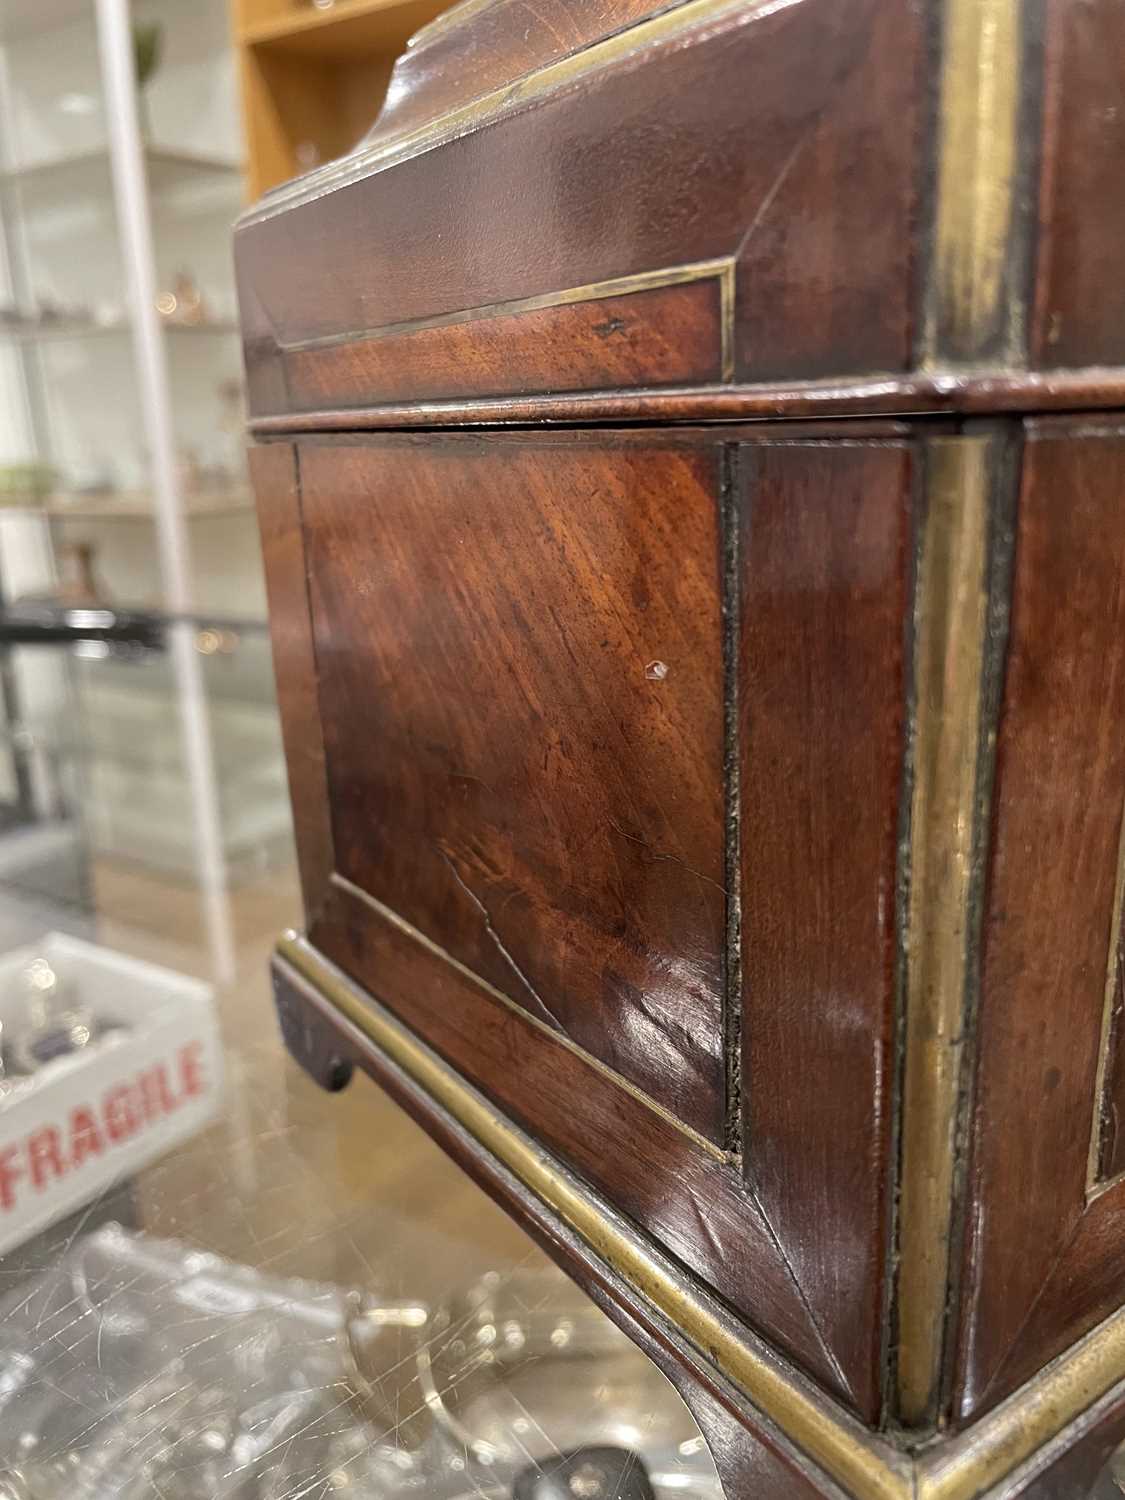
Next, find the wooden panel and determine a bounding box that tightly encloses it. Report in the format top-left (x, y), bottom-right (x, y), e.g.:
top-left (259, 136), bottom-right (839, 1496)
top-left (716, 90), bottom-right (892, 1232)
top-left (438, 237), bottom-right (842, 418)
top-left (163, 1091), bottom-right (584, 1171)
top-left (273, 941), bottom-right (874, 1472)
top-left (308, 878), bottom-right (860, 1408)
top-left (300, 432), bottom-right (726, 1142)
top-left (953, 422), bottom-right (1125, 1422)
top-left (252, 424), bottom-right (920, 1419)
top-left (365, 0), bottom-right (682, 148)
top-left (733, 0), bottom-right (922, 380)
top-left (1032, 0), bottom-right (1125, 368)
top-left (739, 440), bottom-right (911, 1415)
top-left (249, 442), bottom-right (335, 922)
top-left (235, 0), bottom-right (921, 411)
top-left (281, 277), bottom-right (722, 412)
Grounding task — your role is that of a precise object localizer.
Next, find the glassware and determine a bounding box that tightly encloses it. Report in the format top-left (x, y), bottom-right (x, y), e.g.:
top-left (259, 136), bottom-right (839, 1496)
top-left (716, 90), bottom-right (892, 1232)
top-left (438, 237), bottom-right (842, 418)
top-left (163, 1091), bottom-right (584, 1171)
top-left (7, 958), bottom-right (96, 1073)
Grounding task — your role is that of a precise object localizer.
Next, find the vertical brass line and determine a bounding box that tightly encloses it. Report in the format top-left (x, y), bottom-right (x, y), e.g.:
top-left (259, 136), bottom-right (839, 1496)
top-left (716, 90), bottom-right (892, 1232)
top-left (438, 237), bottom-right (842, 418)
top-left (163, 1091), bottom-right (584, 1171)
top-left (922, 0), bottom-right (1024, 365)
top-left (719, 260), bottom-right (736, 383)
top-left (896, 436), bottom-right (991, 1426)
top-left (1087, 808), bottom-right (1125, 1192)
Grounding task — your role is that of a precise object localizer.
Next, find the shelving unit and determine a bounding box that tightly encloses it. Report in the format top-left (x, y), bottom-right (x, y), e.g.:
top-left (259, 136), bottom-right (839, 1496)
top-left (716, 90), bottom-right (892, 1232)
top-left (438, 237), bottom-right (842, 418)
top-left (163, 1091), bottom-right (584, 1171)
top-left (1, 319), bottom-right (241, 341)
top-left (0, 486), bottom-right (254, 519)
top-left (0, 0), bottom-right (291, 978)
top-left (232, 0), bottom-right (454, 199)
top-left (1, 145), bottom-right (241, 193)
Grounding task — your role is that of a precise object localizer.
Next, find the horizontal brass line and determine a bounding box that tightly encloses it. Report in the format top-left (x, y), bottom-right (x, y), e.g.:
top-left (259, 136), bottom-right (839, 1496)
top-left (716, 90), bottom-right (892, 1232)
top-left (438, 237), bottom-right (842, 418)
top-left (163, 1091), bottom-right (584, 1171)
top-left (279, 258), bottom-right (732, 355)
top-left (328, 871), bottom-right (727, 1162)
top-left (277, 932), bottom-right (1125, 1499)
top-left (275, 933), bottom-right (909, 1500)
top-left (917, 1305), bottom-right (1125, 1499)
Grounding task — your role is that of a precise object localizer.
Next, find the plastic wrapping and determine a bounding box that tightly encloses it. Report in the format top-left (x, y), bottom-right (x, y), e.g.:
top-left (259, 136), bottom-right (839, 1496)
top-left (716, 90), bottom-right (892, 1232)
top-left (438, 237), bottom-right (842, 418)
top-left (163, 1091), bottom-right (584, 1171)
top-left (0, 1225), bottom-right (720, 1500)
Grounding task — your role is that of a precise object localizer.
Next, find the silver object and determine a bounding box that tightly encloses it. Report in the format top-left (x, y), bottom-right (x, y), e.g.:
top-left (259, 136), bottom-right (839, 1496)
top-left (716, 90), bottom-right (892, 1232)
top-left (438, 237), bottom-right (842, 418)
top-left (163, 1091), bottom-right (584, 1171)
top-left (416, 1267), bottom-right (718, 1498)
top-left (7, 959), bottom-right (95, 1073)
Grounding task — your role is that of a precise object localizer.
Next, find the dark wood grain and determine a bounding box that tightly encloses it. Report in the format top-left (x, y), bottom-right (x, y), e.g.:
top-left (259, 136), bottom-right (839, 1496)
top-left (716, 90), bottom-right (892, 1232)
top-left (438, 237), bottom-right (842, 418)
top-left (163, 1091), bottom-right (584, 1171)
top-left (953, 422), bottom-right (1125, 1422)
top-left (739, 440), bottom-right (912, 1420)
top-left (246, 369), bottom-right (1125, 435)
top-left (273, 949), bottom-right (850, 1499)
top-left (282, 277), bottom-right (723, 412)
top-left (733, 0), bottom-right (923, 380)
top-left (311, 874), bottom-right (852, 1406)
top-left (240, 0), bottom-right (1125, 1482)
top-left (236, 0), bottom-right (921, 413)
top-left (249, 442), bottom-right (335, 923)
top-left (264, 424), bottom-right (926, 1422)
top-left (300, 431), bottom-right (727, 1142)
top-left (1032, 0), bottom-right (1125, 369)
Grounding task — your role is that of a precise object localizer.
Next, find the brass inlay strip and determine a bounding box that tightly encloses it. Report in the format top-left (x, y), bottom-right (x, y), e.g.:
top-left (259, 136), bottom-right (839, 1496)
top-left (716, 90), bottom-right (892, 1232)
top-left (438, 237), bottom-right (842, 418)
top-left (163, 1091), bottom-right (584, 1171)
top-left (279, 257), bottom-right (733, 357)
top-left (923, 0), bottom-right (1023, 365)
top-left (896, 436), bottom-right (992, 1426)
top-left (241, 0), bottom-right (796, 225)
top-left (277, 933), bottom-right (1125, 1499)
top-left (719, 260), bottom-right (736, 383)
top-left (916, 1306), bottom-right (1125, 1499)
top-left (329, 871), bottom-right (727, 1162)
top-left (1087, 807), bottom-right (1125, 1194)
top-left (275, 934), bottom-right (909, 1500)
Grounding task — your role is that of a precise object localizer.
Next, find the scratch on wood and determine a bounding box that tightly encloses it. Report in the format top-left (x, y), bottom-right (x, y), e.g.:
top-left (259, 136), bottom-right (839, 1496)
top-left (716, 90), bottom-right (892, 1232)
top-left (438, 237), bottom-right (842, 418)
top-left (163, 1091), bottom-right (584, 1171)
top-left (436, 846), bottom-right (569, 1036)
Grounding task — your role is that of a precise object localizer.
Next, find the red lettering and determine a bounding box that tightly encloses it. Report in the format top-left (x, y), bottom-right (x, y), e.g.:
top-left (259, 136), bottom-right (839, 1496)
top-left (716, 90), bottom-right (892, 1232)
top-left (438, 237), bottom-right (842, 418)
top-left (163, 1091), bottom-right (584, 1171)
top-left (138, 1064), bottom-right (177, 1123)
top-left (0, 1146), bottom-right (23, 1210)
top-left (103, 1084), bottom-right (140, 1143)
top-left (68, 1107), bottom-right (105, 1168)
top-left (178, 1041), bottom-right (205, 1099)
top-left (28, 1127), bottom-right (66, 1189)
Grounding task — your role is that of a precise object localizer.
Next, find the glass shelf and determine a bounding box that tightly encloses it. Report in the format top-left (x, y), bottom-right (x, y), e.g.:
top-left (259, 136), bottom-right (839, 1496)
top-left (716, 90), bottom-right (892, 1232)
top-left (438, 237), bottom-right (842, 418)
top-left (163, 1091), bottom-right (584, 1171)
top-left (0, 145), bottom-right (242, 194)
top-left (0, 486), bottom-right (254, 520)
top-left (0, 0), bottom-right (91, 45)
top-left (0, 605), bottom-right (270, 645)
top-left (0, 318), bottom-right (240, 342)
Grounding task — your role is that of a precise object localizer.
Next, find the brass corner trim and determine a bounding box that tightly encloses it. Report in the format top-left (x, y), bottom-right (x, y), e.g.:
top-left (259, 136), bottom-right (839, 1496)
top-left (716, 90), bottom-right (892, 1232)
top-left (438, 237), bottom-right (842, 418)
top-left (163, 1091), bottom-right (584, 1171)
top-left (274, 933), bottom-right (909, 1500)
top-left (922, 0), bottom-right (1026, 367)
top-left (274, 932), bottom-right (1125, 1500)
top-left (916, 1312), bottom-right (1125, 1500)
top-left (895, 434), bottom-right (993, 1426)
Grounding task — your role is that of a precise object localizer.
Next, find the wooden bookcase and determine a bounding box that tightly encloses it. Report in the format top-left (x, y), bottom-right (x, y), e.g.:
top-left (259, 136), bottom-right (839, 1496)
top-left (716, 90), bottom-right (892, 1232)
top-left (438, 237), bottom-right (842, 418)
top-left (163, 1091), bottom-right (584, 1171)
top-left (231, 0), bottom-right (453, 200)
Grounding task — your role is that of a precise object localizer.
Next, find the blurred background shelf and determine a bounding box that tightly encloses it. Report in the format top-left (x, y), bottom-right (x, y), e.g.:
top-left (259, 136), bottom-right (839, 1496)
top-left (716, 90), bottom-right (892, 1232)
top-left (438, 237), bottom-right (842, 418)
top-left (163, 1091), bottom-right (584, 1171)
top-left (0, 318), bottom-right (240, 341)
top-left (0, 0), bottom-right (278, 963)
top-left (0, 145), bottom-right (242, 193)
top-left (243, 0), bottom-right (445, 55)
top-left (233, 0), bottom-right (453, 197)
top-left (35, 486), bottom-right (253, 519)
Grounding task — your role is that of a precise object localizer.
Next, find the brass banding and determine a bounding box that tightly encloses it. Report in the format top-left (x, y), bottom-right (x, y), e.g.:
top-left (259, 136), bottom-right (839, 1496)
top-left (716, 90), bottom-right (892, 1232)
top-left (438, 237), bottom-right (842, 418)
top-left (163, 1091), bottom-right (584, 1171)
top-left (276, 933), bottom-right (1125, 1500)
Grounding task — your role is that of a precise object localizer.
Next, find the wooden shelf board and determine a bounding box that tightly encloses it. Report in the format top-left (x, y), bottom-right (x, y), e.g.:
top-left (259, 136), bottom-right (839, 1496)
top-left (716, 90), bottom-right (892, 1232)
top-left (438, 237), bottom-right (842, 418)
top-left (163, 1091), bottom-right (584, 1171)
top-left (243, 0), bottom-right (446, 60)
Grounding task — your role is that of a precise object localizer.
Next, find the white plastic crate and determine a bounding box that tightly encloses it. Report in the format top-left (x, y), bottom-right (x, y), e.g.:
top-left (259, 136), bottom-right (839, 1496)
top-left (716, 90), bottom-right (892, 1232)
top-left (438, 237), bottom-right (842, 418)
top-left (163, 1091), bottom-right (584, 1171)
top-left (0, 932), bottom-right (222, 1255)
